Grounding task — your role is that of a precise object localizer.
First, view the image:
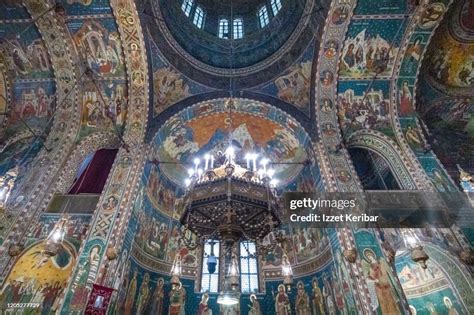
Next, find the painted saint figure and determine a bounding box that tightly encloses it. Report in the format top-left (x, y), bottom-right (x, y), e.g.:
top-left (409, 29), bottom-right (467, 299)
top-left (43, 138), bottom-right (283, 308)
top-left (123, 270), bottom-right (137, 315)
top-left (399, 81), bottom-right (412, 116)
top-left (169, 281), bottom-right (186, 315)
top-left (149, 278), bottom-right (165, 314)
top-left (197, 292), bottom-right (212, 315)
top-left (311, 278), bottom-right (324, 315)
top-left (275, 284), bottom-right (291, 315)
top-left (295, 281), bottom-right (311, 315)
top-left (363, 249), bottom-right (400, 315)
top-left (249, 294), bottom-right (261, 315)
top-left (135, 273), bottom-right (150, 314)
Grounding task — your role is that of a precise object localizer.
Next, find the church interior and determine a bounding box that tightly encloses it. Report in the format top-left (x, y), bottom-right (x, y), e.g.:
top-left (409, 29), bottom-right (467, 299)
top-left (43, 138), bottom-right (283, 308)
top-left (0, 0), bottom-right (473, 314)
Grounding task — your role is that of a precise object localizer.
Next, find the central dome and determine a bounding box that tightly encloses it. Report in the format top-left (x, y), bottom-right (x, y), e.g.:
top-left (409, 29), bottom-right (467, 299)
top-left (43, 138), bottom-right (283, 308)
top-left (156, 0), bottom-right (306, 69)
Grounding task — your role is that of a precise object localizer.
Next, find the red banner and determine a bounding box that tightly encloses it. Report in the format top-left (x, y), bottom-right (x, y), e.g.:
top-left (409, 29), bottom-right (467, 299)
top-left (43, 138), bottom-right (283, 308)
top-left (85, 283), bottom-right (114, 315)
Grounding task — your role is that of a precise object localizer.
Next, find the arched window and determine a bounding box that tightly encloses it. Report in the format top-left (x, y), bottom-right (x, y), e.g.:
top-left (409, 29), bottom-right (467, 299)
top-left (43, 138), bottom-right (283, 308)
top-left (193, 6), bottom-right (205, 29)
top-left (218, 18), bottom-right (230, 39)
top-left (201, 240), bottom-right (220, 292)
top-left (200, 240), bottom-right (259, 293)
top-left (233, 18), bottom-right (243, 39)
top-left (271, 0), bottom-right (282, 16)
top-left (240, 241), bottom-right (258, 293)
top-left (181, 0), bottom-right (193, 17)
top-left (258, 5), bottom-right (270, 28)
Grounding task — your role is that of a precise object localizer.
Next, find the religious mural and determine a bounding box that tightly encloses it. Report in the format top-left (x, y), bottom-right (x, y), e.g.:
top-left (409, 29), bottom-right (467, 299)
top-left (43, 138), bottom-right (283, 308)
top-left (70, 19), bottom-right (125, 77)
top-left (395, 253), bottom-right (467, 315)
top-left (355, 230), bottom-right (405, 315)
top-left (152, 99), bottom-right (311, 187)
top-left (148, 31), bottom-right (212, 117)
top-left (340, 19), bottom-right (406, 79)
top-left (79, 80), bottom-right (127, 138)
top-left (133, 179), bottom-right (197, 267)
top-left (424, 16), bottom-right (474, 89)
top-left (0, 25), bottom-right (53, 80)
top-left (274, 61), bottom-right (311, 111)
top-left (337, 80), bottom-right (392, 136)
top-left (0, 214), bottom-right (91, 313)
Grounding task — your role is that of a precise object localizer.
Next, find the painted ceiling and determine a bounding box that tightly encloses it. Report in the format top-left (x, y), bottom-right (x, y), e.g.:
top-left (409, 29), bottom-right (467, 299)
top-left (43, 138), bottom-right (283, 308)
top-left (0, 0), bottom-right (470, 192)
top-left (417, 0), bottom-right (474, 178)
top-left (150, 98), bottom-right (313, 187)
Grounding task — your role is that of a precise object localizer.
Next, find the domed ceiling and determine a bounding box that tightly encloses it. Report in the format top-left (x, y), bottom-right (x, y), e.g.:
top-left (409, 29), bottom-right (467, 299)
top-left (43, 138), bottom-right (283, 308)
top-left (150, 98), bottom-right (317, 187)
top-left (143, 0), bottom-right (326, 89)
top-left (417, 0), bottom-right (474, 178)
top-left (158, 0), bottom-right (305, 68)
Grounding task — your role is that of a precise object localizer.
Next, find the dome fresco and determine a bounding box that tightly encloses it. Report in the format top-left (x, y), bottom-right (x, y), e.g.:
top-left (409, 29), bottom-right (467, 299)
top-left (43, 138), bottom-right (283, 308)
top-left (151, 98), bottom-right (314, 187)
top-left (418, 0), bottom-right (474, 177)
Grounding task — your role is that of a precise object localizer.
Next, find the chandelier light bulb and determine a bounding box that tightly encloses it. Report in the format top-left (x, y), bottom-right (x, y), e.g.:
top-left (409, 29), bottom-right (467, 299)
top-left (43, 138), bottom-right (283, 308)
top-left (188, 168), bottom-right (195, 177)
top-left (194, 158), bottom-right (201, 170)
top-left (185, 178), bottom-right (192, 187)
top-left (267, 169), bottom-right (275, 178)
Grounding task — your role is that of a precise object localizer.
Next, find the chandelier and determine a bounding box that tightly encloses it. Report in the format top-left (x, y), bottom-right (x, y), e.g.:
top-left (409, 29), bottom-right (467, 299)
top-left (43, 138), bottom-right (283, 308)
top-left (180, 141), bottom-right (282, 245)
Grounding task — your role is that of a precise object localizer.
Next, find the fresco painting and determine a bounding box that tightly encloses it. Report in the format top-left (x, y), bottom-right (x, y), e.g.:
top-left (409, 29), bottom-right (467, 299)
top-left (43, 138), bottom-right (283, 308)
top-left (0, 214), bottom-right (90, 313)
top-left (400, 34), bottom-right (428, 77)
top-left (395, 253), bottom-right (467, 315)
top-left (0, 24), bottom-right (53, 80)
top-left (355, 230), bottom-right (405, 315)
top-left (340, 19), bottom-right (407, 79)
top-left (253, 37), bottom-right (316, 114)
top-left (291, 225), bottom-right (329, 263)
top-left (148, 32), bottom-right (212, 117)
top-left (63, 0), bottom-right (112, 16)
top-left (152, 100), bottom-right (311, 187)
top-left (79, 79), bottom-right (127, 138)
top-left (69, 19), bottom-right (125, 78)
top-left (423, 21), bottom-right (474, 89)
top-left (337, 80), bottom-right (391, 135)
top-left (397, 78), bottom-right (415, 117)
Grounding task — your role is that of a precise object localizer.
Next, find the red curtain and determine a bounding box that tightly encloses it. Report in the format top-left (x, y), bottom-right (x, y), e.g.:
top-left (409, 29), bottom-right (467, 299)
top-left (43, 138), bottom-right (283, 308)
top-left (68, 149), bottom-right (118, 194)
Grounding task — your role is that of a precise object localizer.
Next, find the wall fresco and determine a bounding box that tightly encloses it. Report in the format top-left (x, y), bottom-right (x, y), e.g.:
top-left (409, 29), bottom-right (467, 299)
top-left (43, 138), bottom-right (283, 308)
top-left (339, 19), bottom-right (407, 79)
top-left (0, 214), bottom-right (91, 313)
top-left (395, 253), bottom-right (468, 315)
top-left (147, 36), bottom-right (212, 117)
top-left (354, 229), bottom-right (405, 315)
top-left (257, 37), bottom-right (316, 115)
top-left (337, 80), bottom-right (392, 136)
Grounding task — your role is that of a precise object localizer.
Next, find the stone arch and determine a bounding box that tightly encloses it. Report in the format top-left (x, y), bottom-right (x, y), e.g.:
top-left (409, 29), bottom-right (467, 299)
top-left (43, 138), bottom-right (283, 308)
top-left (346, 130), bottom-right (417, 190)
top-left (54, 131), bottom-right (120, 194)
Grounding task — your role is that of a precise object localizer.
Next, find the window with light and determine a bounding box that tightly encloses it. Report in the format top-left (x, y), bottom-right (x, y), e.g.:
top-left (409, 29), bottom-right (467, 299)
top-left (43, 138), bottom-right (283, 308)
top-left (193, 6), bottom-right (205, 29)
top-left (258, 5), bottom-right (270, 28)
top-left (218, 19), bottom-right (230, 39)
top-left (201, 240), bottom-right (220, 292)
top-left (181, 0), bottom-right (193, 17)
top-left (233, 18), bottom-right (243, 39)
top-left (240, 241), bottom-right (259, 293)
top-left (271, 0), bottom-right (282, 16)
